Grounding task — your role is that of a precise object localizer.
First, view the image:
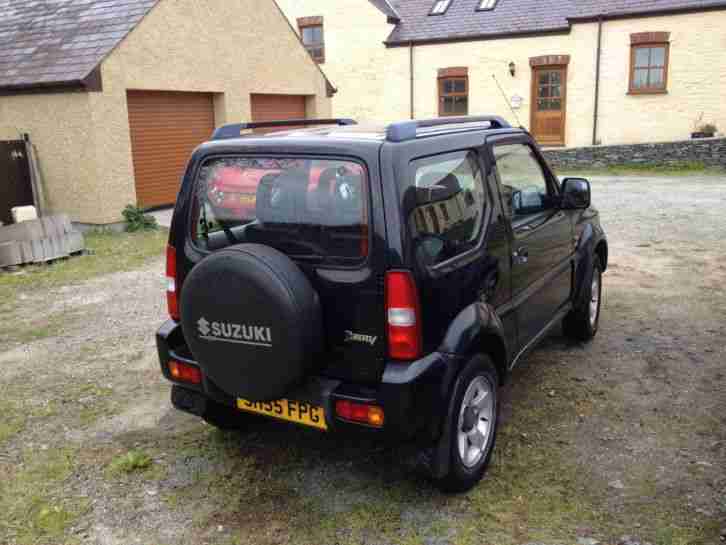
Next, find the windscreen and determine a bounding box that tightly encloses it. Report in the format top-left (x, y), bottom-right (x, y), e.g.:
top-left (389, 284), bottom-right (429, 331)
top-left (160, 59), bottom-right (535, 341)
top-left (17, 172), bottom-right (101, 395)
top-left (192, 157), bottom-right (369, 264)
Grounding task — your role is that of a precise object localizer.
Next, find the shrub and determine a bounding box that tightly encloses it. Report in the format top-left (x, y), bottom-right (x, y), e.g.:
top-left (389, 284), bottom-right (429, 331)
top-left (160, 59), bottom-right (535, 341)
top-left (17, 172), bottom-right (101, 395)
top-left (698, 123), bottom-right (717, 135)
top-left (122, 205), bottom-right (158, 232)
top-left (108, 450), bottom-right (152, 474)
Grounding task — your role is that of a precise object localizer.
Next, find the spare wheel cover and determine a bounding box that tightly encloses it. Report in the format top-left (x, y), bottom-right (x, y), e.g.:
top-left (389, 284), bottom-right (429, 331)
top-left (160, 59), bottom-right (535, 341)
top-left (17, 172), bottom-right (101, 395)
top-left (180, 244), bottom-right (322, 401)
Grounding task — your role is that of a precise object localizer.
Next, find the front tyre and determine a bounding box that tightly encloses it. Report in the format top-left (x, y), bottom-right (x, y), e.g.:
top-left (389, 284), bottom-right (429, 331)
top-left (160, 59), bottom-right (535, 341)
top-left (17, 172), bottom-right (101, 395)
top-left (433, 354), bottom-right (499, 493)
top-left (563, 256), bottom-right (603, 341)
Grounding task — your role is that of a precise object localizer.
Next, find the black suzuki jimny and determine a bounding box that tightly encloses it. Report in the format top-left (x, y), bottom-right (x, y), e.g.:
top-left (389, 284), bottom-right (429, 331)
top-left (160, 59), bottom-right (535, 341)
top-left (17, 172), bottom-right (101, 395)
top-left (157, 116), bottom-right (607, 492)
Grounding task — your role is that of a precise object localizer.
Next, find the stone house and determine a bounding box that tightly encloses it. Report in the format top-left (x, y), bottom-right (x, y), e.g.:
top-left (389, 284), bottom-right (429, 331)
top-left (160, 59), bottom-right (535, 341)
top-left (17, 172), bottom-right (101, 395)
top-left (0, 0), bottom-right (333, 225)
top-left (277, 0), bottom-right (726, 148)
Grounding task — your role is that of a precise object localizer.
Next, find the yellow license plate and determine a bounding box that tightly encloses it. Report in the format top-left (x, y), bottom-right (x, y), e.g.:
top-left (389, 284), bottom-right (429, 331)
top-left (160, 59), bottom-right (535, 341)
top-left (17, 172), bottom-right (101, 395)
top-left (237, 398), bottom-right (327, 431)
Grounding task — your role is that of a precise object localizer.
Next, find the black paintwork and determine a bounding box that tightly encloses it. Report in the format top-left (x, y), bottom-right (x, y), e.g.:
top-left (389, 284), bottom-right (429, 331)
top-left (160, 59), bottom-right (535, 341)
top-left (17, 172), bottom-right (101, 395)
top-left (158, 119), bottom-right (608, 451)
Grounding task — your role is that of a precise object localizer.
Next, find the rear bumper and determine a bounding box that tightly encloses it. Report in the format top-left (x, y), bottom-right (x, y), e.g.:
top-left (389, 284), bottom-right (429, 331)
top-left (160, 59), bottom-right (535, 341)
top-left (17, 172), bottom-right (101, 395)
top-left (157, 320), bottom-right (458, 441)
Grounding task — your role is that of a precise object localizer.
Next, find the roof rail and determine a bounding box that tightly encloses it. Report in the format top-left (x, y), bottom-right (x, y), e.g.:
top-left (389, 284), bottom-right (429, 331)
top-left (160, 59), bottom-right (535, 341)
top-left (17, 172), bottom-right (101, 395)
top-left (211, 118), bottom-right (357, 140)
top-left (385, 115), bottom-right (511, 142)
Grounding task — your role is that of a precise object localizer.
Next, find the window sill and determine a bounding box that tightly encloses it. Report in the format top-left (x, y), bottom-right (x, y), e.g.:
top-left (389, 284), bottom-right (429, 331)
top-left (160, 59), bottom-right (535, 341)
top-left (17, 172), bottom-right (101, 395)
top-left (627, 89), bottom-right (668, 95)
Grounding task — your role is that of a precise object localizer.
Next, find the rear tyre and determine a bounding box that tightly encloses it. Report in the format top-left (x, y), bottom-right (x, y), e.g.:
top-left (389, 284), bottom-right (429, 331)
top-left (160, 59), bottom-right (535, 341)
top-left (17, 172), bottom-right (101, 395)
top-left (201, 399), bottom-right (249, 431)
top-left (563, 256), bottom-right (603, 341)
top-left (433, 354), bottom-right (499, 493)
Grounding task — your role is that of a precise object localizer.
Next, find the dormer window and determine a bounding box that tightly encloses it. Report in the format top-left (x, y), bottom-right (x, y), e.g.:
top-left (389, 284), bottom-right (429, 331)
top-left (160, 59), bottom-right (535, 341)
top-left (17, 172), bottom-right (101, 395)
top-left (478, 0), bottom-right (498, 10)
top-left (430, 0), bottom-right (452, 15)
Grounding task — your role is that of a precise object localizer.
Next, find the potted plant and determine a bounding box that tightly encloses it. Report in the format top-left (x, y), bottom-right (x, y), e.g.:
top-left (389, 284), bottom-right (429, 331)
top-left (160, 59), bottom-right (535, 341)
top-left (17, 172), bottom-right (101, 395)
top-left (697, 123), bottom-right (717, 138)
top-left (691, 113), bottom-right (717, 138)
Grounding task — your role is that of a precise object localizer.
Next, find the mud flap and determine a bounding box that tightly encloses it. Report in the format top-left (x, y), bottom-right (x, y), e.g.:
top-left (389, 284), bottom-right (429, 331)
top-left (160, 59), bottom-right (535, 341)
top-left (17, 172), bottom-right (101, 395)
top-left (425, 355), bottom-right (466, 479)
top-left (171, 385), bottom-right (207, 417)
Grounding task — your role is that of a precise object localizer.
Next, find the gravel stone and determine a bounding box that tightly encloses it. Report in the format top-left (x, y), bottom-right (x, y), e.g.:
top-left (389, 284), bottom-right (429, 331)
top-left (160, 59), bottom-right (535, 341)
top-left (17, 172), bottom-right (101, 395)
top-left (2, 174), bottom-right (725, 543)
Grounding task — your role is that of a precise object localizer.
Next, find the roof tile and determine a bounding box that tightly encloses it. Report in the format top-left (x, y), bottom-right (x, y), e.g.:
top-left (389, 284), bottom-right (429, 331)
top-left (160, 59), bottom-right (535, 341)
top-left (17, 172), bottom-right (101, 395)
top-left (386, 0), bottom-right (726, 44)
top-left (0, 0), bottom-right (159, 89)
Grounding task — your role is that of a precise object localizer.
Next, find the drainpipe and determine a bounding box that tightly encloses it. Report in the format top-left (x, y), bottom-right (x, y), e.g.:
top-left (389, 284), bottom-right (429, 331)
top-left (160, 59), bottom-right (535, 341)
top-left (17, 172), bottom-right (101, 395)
top-left (592, 15), bottom-right (604, 145)
top-left (409, 41), bottom-right (415, 119)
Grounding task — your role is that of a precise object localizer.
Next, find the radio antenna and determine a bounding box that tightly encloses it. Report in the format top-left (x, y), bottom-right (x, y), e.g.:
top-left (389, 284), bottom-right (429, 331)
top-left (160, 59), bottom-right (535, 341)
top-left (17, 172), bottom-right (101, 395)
top-left (492, 74), bottom-right (523, 128)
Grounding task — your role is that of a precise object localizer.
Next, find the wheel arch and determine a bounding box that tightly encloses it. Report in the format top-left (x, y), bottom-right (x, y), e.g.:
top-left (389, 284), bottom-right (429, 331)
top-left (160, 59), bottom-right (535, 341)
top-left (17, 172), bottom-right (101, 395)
top-left (595, 238), bottom-right (608, 272)
top-left (438, 302), bottom-right (510, 385)
top-left (574, 224), bottom-right (607, 304)
top-left (429, 311), bottom-right (507, 481)
top-left (468, 332), bottom-right (508, 385)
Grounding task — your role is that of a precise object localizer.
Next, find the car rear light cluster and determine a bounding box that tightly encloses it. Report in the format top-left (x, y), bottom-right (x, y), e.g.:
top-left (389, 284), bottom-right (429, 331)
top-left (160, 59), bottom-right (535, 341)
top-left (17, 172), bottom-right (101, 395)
top-left (385, 271), bottom-right (422, 360)
top-left (166, 245), bottom-right (180, 321)
top-left (168, 360), bottom-right (202, 385)
top-left (335, 399), bottom-right (384, 427)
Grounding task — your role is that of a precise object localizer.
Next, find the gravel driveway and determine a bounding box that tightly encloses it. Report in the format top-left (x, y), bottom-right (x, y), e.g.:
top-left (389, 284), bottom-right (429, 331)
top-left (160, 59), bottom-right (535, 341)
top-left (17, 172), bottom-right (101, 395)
top-left (1, 175), bottom-right (724, 545)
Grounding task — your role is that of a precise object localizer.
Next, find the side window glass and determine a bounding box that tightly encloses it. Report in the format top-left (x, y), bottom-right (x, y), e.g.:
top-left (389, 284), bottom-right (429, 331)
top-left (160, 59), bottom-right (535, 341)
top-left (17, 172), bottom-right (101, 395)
top-left (409, 150), bottom-right (487, 265)
top-left (493, 143), bottom-right (551, 218)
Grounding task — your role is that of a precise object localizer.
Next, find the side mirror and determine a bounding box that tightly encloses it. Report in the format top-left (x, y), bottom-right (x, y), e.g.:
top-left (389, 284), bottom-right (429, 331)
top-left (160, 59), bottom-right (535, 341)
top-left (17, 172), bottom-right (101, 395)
top-left (561, 177), bottom-right (591, 209)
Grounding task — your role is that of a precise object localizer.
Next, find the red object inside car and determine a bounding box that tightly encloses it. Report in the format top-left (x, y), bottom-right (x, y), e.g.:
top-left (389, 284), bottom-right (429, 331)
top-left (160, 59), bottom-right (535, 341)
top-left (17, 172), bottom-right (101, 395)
top-left (207, 164), bottom-right (365, 219)
top-left (207, 166), bottom-right (278, 218)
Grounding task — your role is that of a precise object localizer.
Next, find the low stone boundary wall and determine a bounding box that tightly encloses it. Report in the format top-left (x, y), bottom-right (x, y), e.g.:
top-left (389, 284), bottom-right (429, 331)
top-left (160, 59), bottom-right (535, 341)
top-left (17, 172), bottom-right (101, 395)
top-left (542, 137), bottom-right (726, 169)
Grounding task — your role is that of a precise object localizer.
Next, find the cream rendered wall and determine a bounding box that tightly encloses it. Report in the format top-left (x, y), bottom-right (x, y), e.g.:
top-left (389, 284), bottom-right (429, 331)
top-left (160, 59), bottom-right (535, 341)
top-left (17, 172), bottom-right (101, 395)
top-left (382, 11), bottom-right (726, 146)
top-left (275, 0), bottom-right (395, 122)
top-left (0, 94), bottom-right (102, 223)
top-left (87, 0), bottom-right (332, 224)
top-left (276, 4), bottom-right (726, 148)
top-left (596, 11), bottom-right (726, 145)
top-left (382, 25), bottom-right (600, 147)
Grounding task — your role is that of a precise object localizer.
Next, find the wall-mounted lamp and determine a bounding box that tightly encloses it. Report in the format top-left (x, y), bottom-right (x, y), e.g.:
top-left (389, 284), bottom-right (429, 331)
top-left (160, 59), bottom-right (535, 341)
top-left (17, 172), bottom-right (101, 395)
top-left (509, 61), bottom-right (516, 77)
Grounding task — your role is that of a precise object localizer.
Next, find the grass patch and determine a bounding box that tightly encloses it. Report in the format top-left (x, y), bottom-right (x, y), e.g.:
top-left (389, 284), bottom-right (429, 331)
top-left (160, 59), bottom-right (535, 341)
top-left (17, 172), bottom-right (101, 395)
top-left (558, 160), bottom-right (725, 177)
top-left (0, 311), bottom-right (72, 345)
top-left (153, 378), bottom-right (721, 545)
top-left (71, 382), bottom-right (116, 427)
top-left (108, 449), bottom-right (153, 475)
top-left (0, 400), bottom-right (25, 444)
top-left (0, 448), bottom-right (89, 545)
top-left (0, 229), bottom-right (167, 310)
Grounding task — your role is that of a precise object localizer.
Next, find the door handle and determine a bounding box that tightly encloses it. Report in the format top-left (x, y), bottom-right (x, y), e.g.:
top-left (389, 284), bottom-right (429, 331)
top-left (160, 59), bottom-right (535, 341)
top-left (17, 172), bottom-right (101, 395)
top-left (513, 246), bottom-right (529, 265)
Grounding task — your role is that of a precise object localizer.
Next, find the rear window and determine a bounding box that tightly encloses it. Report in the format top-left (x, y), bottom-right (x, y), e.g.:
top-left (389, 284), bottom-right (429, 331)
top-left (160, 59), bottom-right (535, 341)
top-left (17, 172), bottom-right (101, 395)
top-left (191, 157), bottom-right (369, 265)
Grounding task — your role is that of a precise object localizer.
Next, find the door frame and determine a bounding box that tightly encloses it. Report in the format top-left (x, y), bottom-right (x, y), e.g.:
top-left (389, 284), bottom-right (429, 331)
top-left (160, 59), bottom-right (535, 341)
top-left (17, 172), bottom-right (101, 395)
top-left (0, 140), bottom-right (34, 224)
top-left (485, 133), bottom-right (572, 353)
top-left (529, 55), bottom-right (570, 147)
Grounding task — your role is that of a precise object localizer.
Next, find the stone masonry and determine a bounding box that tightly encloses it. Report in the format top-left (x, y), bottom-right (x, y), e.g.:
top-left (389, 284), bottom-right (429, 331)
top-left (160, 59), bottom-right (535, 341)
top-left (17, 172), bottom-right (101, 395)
top-left (543, 137), bottom-right (726, 170)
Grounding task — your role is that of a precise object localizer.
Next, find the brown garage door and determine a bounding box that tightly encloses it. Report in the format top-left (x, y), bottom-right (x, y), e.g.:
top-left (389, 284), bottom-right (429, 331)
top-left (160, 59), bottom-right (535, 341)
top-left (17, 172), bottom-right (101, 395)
top-left (250, 94), bottom-right (306, 133)
top-left (127, 91), bottom-right (215, 208)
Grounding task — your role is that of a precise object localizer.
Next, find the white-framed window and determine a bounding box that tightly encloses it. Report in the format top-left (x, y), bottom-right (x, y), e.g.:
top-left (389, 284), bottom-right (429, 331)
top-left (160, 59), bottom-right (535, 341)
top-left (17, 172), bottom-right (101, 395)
top-left (478, 0), bottom-right (498, 10)
top-left (430, 0), bottom-right (452, 15)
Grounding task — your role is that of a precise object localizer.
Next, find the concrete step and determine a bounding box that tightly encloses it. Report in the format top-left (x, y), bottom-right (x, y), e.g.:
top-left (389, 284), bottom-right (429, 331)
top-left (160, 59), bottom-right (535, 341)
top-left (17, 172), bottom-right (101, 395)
top-left (0, 241), bottom-right (22, 268)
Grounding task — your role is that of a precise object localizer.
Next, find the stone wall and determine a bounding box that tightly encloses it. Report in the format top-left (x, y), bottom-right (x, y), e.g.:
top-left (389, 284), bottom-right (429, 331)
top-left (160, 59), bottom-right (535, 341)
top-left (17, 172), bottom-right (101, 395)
top-left (543, 137), bottom-right (726, 170)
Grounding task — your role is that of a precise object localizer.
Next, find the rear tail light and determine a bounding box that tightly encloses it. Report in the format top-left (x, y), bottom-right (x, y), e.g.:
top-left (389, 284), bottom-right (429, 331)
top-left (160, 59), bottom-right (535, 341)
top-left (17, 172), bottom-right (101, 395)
top-left (335, 400), bottom-right (385, 427)
top-left (166, 245), bottom-right (180, 321)
top-left (168, 360), bottom-right (202, 385)
top-left (385, 271), bottom-right (422, 360)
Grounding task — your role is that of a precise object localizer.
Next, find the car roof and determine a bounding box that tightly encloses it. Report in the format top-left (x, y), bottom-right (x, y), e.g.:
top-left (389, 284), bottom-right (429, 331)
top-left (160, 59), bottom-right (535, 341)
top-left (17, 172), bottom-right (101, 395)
top-left (198, 117), bottom-right (525, 153)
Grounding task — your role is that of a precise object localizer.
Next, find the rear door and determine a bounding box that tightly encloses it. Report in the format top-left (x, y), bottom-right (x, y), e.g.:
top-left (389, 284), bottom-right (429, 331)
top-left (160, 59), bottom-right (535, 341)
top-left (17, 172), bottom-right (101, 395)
top-left (487, 136), bottom-right (573, 350)
top-left (186, 150), bottom-right (388, 384)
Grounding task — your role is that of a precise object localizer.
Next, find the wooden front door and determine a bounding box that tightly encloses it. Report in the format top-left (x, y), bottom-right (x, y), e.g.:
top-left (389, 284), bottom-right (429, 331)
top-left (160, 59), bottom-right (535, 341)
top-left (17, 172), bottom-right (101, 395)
top-left (530, 66), bottom-right (567, 146)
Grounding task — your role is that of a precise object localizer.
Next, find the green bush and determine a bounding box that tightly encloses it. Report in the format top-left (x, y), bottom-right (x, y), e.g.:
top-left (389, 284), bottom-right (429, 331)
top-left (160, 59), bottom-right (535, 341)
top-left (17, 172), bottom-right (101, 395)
top-left (122, 205), bottom-right (158, 232)
top-left (108, 450), bottom-right (152, 474)
top-left (698, 123), bottom-right (717, 135)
